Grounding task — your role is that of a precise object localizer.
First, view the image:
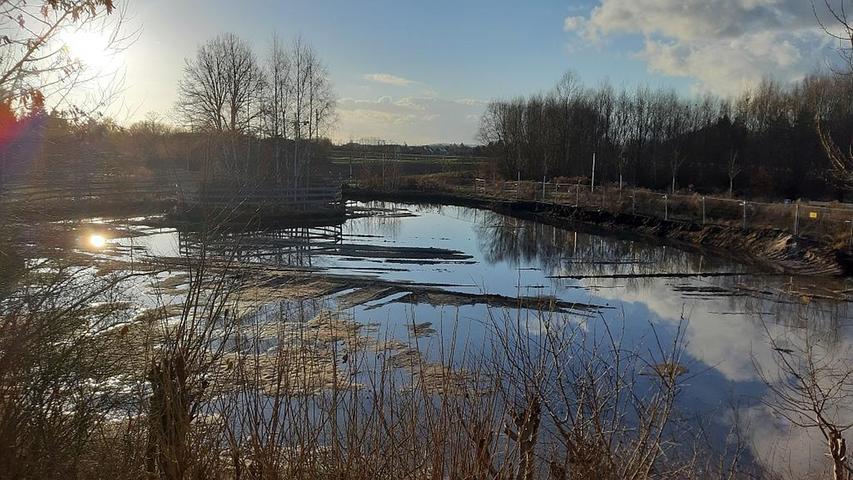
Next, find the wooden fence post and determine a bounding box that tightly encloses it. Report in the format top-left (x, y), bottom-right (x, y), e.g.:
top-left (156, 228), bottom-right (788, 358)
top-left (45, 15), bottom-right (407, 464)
top-left (848, 219), bottom-right (853, 248)
top-left (576, 179), bottom-right (580, 207)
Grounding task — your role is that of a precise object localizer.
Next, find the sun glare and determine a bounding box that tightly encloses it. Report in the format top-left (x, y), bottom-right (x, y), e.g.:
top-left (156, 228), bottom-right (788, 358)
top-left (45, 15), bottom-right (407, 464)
top-left (62, 29), bottom-right (114, 70)
top-left (88, 234), bottom-right (107, 249)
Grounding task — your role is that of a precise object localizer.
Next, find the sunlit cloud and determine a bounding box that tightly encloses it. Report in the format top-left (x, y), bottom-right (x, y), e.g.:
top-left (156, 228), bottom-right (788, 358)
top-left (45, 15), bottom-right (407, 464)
top-left (362, 73), bottom-right (418, 87)
top-left (565, 0), bottom-right (830, 95)
top-left (335, 96), bottom-right (485, 144)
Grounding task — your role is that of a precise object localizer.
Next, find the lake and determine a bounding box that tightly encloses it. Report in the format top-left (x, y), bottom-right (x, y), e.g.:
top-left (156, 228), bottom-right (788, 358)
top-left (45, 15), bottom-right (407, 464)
top-left (59, 201), bottom-right (853, 476)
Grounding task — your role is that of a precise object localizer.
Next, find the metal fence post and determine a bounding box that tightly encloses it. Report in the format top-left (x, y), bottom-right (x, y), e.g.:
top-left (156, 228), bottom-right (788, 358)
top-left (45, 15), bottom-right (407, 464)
top-left (742, 201), bottom-right (747, 230)
top-left (701, 196), bottom-right (706, 225)
top-left (794, 202), bottom-right (799, 236)
top-left (664, 195), bottom-right (668, 220)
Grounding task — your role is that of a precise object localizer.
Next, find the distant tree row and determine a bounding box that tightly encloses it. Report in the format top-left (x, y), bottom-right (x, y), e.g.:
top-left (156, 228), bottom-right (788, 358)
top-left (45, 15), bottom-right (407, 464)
top-left (478, 72), bottom-right (853, 200)
top-left (0, 31), bottom-right (341, 189)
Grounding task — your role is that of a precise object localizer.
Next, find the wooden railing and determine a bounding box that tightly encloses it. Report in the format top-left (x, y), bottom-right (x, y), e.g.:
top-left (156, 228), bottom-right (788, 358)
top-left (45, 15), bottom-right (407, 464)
top-left (184, 183), bottom-right (343, 211)
top-left (0, 171), bottom-right (343, 214)
top-left (0, 173), bottom-right (185, 204)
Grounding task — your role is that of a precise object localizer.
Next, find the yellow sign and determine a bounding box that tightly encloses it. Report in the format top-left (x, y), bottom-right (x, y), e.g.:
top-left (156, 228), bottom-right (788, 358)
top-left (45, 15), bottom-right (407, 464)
top-left (809, 211), bottom-right (818, 219)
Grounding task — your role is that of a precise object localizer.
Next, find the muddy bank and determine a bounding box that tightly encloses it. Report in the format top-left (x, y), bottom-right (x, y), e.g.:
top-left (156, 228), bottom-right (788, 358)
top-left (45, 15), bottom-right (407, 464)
top-left (343, 186), bottom-right (853, 277)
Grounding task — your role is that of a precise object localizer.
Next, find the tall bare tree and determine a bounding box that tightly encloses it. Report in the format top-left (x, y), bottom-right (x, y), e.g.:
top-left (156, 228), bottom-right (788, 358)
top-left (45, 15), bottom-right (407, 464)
top-left (177, 34), bottom-right (265, 181)
top-left (178, 33), bottom-right (264, 134)
top-left (261, 33), bottom-right (291, 183)
top-left (287, 36), bottom-right (335, 187)
top-left (287, 37), bottom-right (335, 140)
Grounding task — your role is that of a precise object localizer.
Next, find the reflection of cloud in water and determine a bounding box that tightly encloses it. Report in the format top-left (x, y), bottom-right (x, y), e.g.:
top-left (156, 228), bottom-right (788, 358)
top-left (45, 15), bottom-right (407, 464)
top-left (740, 402), bottom-right (838, 478)
top-left (590, 275), bottom-right (853, 476)
top-left (589, 278), bottom-right (774, 382)
top-left (589, 277), bottom-right (850, 382)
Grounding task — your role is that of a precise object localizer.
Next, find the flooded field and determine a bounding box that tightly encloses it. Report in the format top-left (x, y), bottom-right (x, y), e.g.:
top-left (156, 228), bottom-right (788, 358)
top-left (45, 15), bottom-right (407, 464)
top-left (14, 201), bottom-right (853, 475)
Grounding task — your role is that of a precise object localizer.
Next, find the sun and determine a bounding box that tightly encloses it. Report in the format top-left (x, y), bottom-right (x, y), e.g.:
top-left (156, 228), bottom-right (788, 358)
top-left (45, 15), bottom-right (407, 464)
top-left (88, 234), bottom-right (107, 249)
top-left (62, 29), bottom-right (114, 71)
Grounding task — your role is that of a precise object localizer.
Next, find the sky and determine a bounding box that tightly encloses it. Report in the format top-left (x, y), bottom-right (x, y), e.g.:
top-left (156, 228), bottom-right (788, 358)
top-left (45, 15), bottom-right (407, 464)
top-left (106, 0), bottom-right (840, 145)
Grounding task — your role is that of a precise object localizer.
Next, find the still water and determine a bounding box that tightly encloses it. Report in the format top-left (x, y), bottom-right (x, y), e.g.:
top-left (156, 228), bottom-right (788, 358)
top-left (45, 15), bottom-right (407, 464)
top-left (105, 201), bottom-right (853, 475)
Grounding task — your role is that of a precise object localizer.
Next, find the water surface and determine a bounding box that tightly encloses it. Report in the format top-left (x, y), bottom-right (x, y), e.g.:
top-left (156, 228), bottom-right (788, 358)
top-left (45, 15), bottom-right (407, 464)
top-left (92, 201), bottom-right (853, 474)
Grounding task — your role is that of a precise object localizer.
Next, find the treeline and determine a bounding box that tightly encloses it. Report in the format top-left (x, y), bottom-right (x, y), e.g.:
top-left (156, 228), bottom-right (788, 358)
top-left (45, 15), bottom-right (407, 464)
top-left (478, 72), bottom-right (853, 199)
top-left (0, 112), bottom-right (336, 187)
top-left (0, 32), bottom-right (340, 188)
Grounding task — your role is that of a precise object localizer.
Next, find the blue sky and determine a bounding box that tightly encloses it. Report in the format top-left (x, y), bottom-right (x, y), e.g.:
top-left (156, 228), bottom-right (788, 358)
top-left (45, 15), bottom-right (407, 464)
top-left (114, 0), bottom-right (837, 144)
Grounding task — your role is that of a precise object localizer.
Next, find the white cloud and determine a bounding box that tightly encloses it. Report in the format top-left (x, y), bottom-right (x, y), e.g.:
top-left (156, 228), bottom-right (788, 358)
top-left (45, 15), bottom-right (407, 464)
top-left (639, 33), bottom-right (804, 95)
top-left (335, 96), bottom-right (485, 145)
top-left (563, 15), bottom-right (586, 32)
top-left (565, 0), bottom-right (830, 95)
top-left (362, 73), bottom-right (418, 87)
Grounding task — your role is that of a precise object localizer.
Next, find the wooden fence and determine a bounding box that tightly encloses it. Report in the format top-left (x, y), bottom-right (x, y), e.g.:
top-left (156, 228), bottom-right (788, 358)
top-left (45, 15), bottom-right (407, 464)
top-left (0, 171), bottom-right (343, 216)
top-left (0, 173), bottom-right (185, 204)
top-left (184, 184), bottom-right (343, 212)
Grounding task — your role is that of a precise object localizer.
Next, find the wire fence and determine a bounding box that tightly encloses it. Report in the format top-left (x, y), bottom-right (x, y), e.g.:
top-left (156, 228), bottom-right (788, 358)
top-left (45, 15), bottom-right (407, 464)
top-left (473, 178), bottom-right (853, 247)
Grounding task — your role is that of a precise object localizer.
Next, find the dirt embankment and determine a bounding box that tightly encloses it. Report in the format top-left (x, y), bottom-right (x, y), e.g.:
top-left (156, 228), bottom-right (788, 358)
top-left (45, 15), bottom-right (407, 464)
top-left (344, 186), bottom-right (853, 277)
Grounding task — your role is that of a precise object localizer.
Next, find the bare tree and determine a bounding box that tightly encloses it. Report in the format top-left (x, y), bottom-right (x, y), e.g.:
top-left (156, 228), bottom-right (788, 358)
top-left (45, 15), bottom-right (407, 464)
top-left (221, 34), bottom-right (265, 135)
top-left (815, 0), bottom-right (853, 74)
top-left (727, 149), bottom-right (741, 197)
top-left (285, 36), bottom-right (335, 187)
top-left (663, 94), bottom-right (691, 194)
top-left (813, 1), bottom-right (853, 190)
top-left (262, 33), bottom-right (292, 183)
top-left (178, 33), bottom-right (264, 134)
top-left (177, 34), bottom-right (265, 182)
top-left (177, 39), bottom-right (228, 132)
top-left (756, 318), bottom-right (853, 480)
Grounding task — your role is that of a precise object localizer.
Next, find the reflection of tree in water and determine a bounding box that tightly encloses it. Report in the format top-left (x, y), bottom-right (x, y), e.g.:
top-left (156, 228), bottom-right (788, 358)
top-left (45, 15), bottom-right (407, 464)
top-left (738, 282), bottom-right (851, 346)
top-left (473, 209), bottom-right (732, 279)
top-left (345, 201), bottom-right (410, 238)
top-left (177, 225), bottom-right (343, 269)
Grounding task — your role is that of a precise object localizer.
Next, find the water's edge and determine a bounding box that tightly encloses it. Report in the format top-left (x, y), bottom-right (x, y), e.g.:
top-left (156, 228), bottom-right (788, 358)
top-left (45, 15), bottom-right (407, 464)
top-left (344, 186), bottom-right (853, 277)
